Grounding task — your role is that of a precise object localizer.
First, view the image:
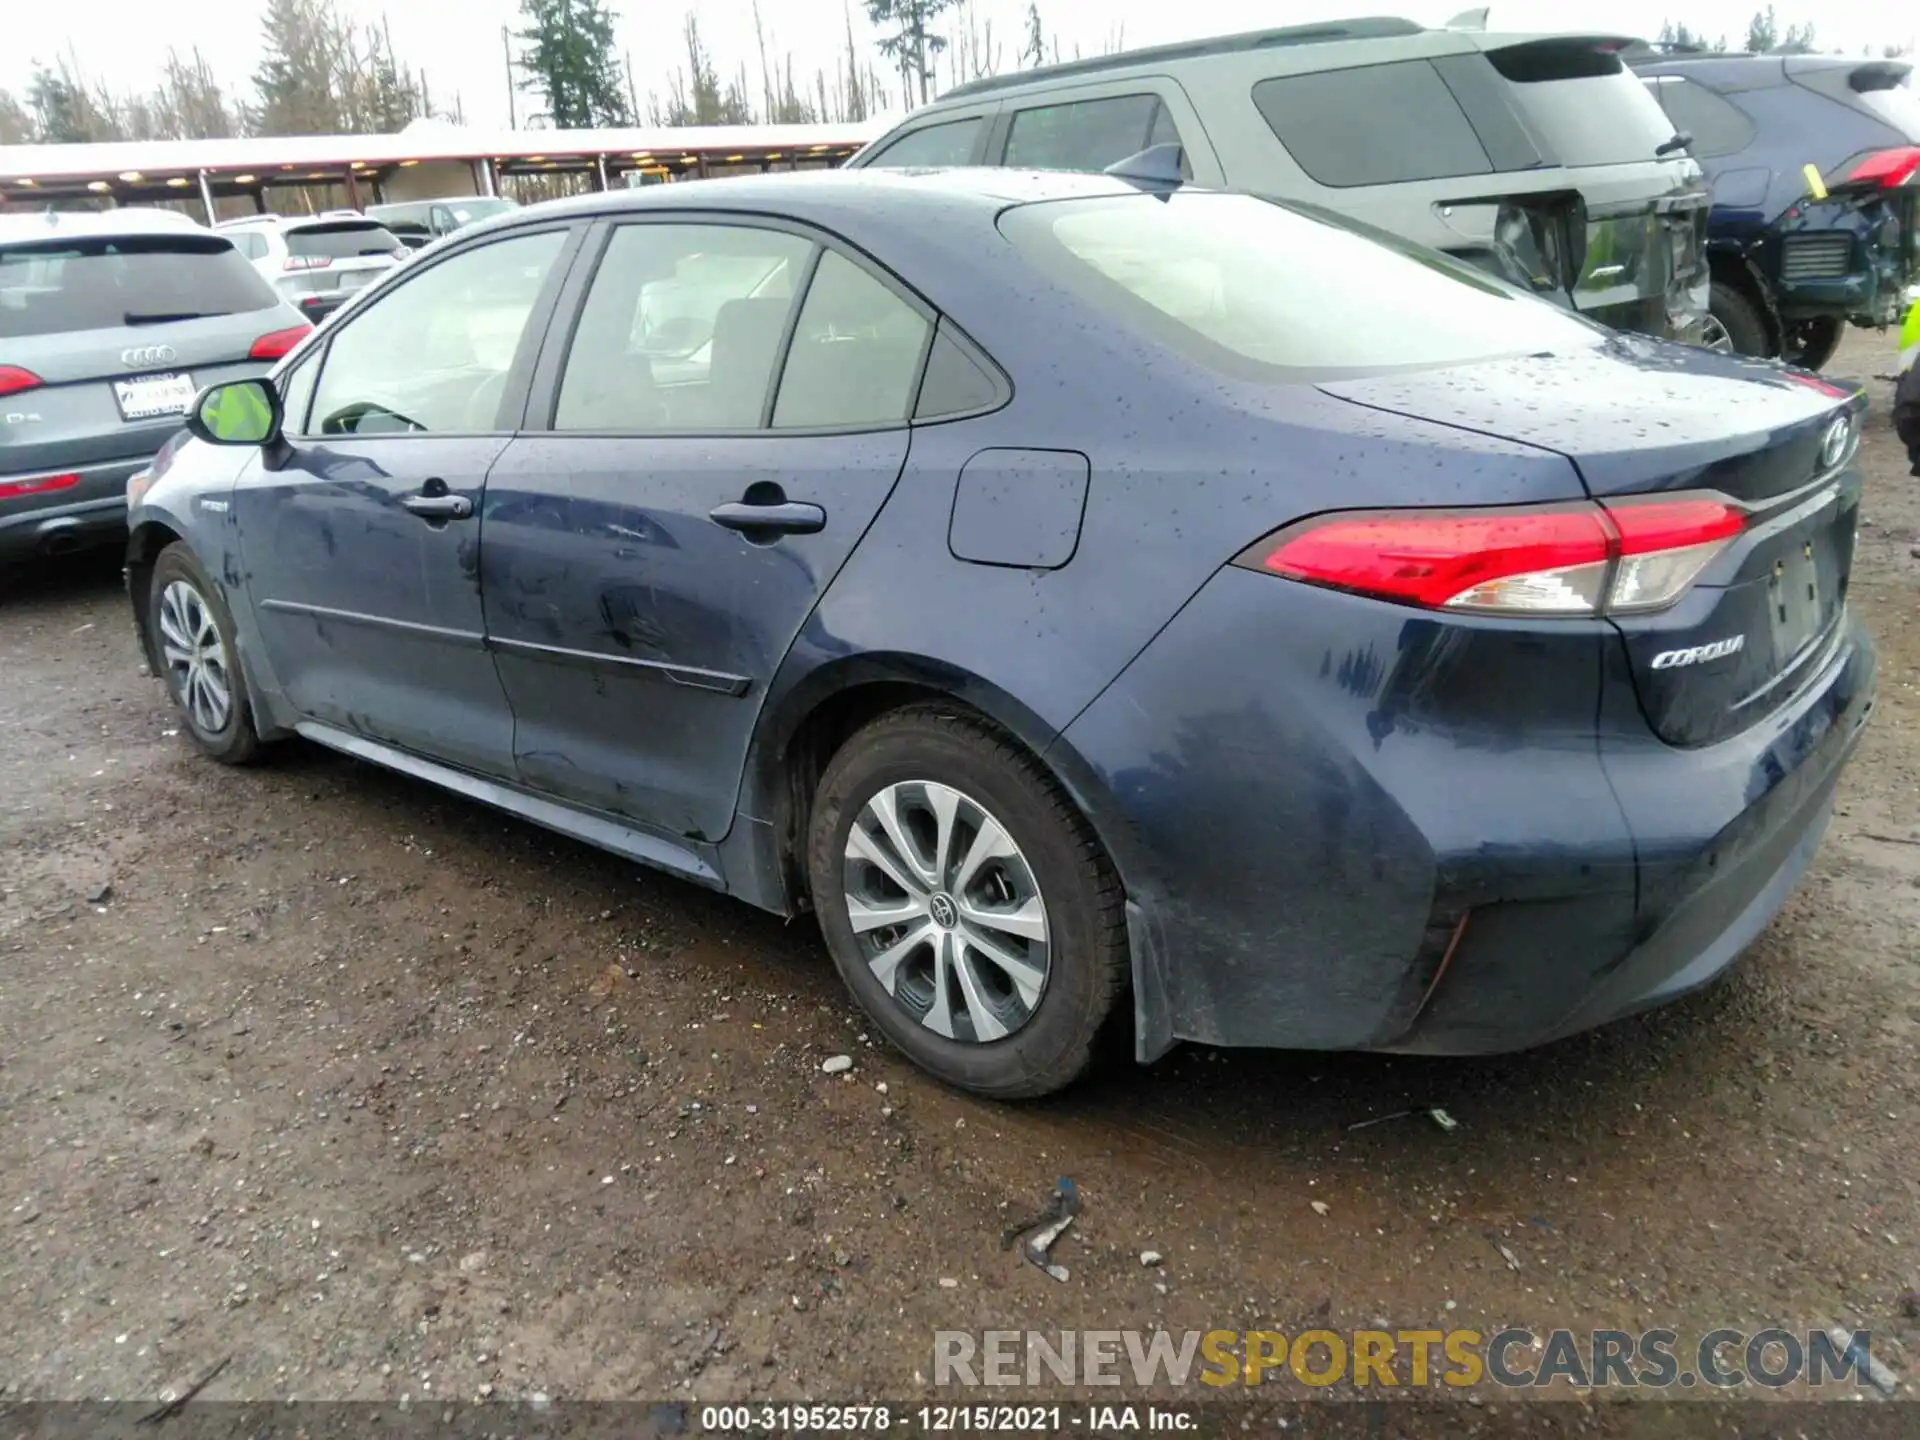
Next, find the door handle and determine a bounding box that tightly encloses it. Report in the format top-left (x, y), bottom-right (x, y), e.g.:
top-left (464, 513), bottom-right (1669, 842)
top-left (708, 500), bottom-right (825, 536)
top-left (401, 491), bottom-right (473, 520)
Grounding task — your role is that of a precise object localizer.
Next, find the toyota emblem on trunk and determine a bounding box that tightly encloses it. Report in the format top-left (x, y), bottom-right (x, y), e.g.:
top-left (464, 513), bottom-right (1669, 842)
top-left (121, 344), bottom-right (178, 368)
top-left (1818, 416), bottom-right (1851, 472)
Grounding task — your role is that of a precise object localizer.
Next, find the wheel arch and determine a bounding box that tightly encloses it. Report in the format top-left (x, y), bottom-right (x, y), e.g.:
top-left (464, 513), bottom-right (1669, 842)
top-left (125, 518), bottom-right (186, 674)
top-left (1708, 249), bottom-right (1782, 353)
top-left (740, 652), bottom-right (1155, 922)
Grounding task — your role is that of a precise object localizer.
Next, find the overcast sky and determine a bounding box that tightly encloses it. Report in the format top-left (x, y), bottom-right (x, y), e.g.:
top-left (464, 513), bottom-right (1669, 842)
top-left (4, 0), bottom-right (1916, 135)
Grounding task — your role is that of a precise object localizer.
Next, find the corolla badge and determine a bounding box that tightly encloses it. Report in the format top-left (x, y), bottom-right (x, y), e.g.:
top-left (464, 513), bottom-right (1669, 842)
top-left (1651, 635), bottom-right (1745, 670)
top-left (1817, 416), bottom-right (1852, 472)
top-left (121, 344), bottom-right (179, 368)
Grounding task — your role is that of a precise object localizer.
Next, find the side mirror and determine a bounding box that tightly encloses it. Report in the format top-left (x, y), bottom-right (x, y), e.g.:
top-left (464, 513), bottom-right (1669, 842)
top-left (186, 378), bottom-right (284, 449)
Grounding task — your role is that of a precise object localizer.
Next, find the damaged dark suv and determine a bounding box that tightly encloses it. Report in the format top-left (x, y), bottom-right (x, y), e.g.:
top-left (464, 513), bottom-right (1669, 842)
top-left (1636, 52), bottom-right (1920, 370)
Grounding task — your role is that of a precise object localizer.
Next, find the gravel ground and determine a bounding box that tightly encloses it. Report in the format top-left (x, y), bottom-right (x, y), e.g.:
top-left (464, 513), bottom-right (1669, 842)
top-left (1, 332), bottom-right (1917, 1418)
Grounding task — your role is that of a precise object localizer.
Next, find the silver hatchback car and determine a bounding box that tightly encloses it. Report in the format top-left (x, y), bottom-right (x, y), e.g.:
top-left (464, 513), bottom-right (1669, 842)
top-left (0, 208), bottom-right (310, 564)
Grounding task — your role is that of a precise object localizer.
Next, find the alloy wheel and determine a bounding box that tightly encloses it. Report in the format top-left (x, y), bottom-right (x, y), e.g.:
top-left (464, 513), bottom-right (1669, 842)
top-left (1698, 314), bottom-right (1735, 354)
top-left (157, 579), bottom-right (234, 736)
top-left (841, 779), bottom-right (1051, 1043)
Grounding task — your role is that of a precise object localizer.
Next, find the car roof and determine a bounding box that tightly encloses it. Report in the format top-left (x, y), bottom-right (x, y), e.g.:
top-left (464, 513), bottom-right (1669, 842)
top-left (940, 17), bottom-right (1426, 100)
top-left (471, 164), bottom-right (1153, 236)
top-left (217, 211), bottom-right (388, 232)
top-left (931, 19), bottom-right (1639, 107)
top-left (0, 207), bottom-right (209, 247)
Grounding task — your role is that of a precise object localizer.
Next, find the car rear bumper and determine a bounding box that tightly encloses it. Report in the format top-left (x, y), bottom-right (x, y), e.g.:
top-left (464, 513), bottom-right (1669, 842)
top-left (1398, 614), bottom-right (1874, 1053)
top-left (1059, 568), bottom-right (1876, 1060)
top-left (0, 455), bottom-right (146, 562)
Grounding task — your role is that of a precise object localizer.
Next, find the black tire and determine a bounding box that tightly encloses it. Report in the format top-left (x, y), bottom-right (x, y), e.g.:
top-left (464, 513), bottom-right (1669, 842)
top-left (806, 705), bottom-right (1127, 1099)
top-left (1710, 281), bottom-right (1774, 358)
top-left (149, 544), bottom-right (263, 765)
top-left (1783, 317), bottom-right (1845, 372)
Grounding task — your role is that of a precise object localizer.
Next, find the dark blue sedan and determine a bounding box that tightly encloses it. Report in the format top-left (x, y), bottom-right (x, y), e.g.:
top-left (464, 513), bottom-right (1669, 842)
top-left (124, 167), bottom-right (1876, 1098)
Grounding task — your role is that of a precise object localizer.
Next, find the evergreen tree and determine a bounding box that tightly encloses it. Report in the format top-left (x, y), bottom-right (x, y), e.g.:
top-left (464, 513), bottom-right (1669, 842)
top-left (867, 0), bottom-right (961, 105)
top-left (517, 0), bottom-right (634, 129)
top-left (253, 0), bottom-right (346, 134)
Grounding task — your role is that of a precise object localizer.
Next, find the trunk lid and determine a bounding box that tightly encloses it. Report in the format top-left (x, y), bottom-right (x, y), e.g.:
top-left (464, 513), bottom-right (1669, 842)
top-left (1319, 338), bottom-right (1864, 748)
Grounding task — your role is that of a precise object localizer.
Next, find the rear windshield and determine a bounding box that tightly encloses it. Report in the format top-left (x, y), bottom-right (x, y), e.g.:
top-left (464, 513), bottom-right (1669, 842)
top-left (286, 222), bottom-right (405, 259)
top-left (0, 234), bottom-right (279, 339)
top-left (1855, 83), bottom-right (1920, 139)
top-left (998, 192), bottom-right (1598, 378)
top-left (1489, 41), bottom-right (1680, 166)
top-left (444, 198), bottom-right (516, 225)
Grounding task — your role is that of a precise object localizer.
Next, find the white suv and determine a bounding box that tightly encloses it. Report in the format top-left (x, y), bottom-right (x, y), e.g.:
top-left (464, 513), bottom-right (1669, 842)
top-left (215, 213), bottom-right (408, 324)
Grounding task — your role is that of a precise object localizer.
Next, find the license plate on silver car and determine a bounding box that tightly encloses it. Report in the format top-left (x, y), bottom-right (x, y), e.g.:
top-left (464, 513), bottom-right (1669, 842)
top-left (113, 372), bottom-right (196, 422)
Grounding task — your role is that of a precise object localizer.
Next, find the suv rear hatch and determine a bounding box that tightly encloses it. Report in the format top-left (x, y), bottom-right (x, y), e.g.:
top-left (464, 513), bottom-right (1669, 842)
top-left (1320, 342), bottom-right (1863, 748)
top-left (276, 220), bottom-right (405, 302)
top-left (1479, 36), bottom-right (1712, 341)
top-left (1794, 59), bottom-right (1920, 318)
top-left (1, 232), bottom-right (299, 478)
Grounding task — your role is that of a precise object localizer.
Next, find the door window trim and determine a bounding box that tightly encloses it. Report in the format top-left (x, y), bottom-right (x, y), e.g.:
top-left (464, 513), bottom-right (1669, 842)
top-left (295, 218), bottom-right (589, 441)
top-left (527, 211), bottom-right (971, 439)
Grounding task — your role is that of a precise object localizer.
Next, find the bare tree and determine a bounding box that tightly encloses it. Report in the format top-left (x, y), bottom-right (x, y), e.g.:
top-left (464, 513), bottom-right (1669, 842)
top-left (0, 91), bottom-right (34, 144)
top-left (652, 13), bottom-right (755, 125)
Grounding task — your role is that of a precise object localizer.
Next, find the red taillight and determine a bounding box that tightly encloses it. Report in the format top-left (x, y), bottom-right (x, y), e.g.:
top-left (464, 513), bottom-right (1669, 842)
top-left (1237, 497), bottom-right (1746, 617)
top-left (0, 472), bottom-right (81, 501)
top-left (250, 323), bottom-right (312, 360)
top-left (283, 255), bottom-right (332, 271)
top-left (0, 365), bottom-right (44, 398)
top-left (1846, 146), bottom-right (1920, 189)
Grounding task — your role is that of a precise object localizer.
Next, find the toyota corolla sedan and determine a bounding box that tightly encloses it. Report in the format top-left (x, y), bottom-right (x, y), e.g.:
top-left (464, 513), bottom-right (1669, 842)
top-left (123, 167), bottom-right (1875, 1099)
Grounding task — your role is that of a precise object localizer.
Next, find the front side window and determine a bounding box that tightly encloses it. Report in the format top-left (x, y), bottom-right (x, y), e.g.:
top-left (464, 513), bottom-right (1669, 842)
top-left (1005, 94), bottom-right (1170, 173)
top-left (862, 116), bottom-right (983, 168)
top-left (772, 251), bottom-right (930, 428)
top-left (305, 228), bottom-right (566, 435)
top-left (1000, 192), bottom-right (1600, 378)
top-left (555, 222), bottom-right (811, 431)
top-left (1253, 62), bottom-right (1493, 187)
top-left (286, 221), bottom-right (407, 260)
top-left (277, 351), bottom-right (321, 436)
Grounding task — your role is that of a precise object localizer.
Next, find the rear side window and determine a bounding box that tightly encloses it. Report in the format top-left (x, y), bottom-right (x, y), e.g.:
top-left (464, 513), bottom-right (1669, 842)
top-left (1488, 42), bottom-right (1679, 166)
top-left (286, 222), bottom-right (405, 260)
top-left (1252, 62), bottom-right (1492, 187)
top-left (862, 117), bottom-right (983, 168)
top-left (1004, 93), bottom-right (1177, 173)
top-left (772, 251), bottom-right (930, 429)
top-left (1646, 77), bottom-right (1756, 158)
top-left (914, 322), bottom-right (1004, 419)
top-left (0, 235), bottom-right (279, 339)
top-left (1000, 192), bottom-right (1598, 377)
